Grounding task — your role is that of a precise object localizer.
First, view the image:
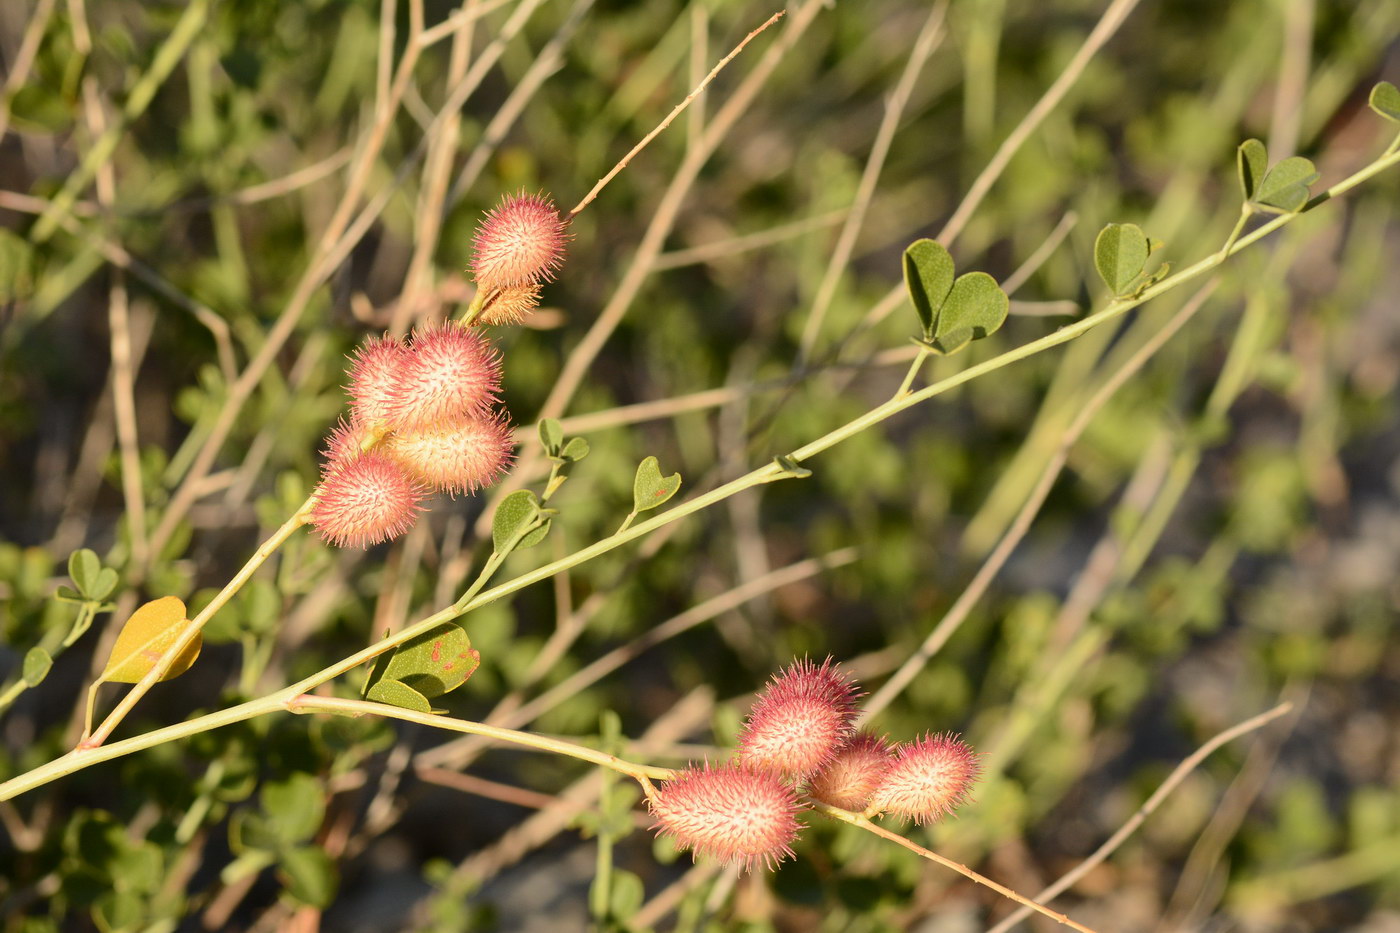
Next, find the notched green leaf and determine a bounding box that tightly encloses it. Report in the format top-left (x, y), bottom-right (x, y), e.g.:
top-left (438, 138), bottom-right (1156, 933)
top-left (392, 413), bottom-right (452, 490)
top-left (1254, 156), bottom-right (1319, 213)
top-left (560, 436), bottom-right (590, 462)
top-left (1237, 139), bottom-right (1267, 201)
top-left (632, 456), bottom-right (681, 513)
top-left (1369, 81), bottom-right (1400, 123)
top-left (1094, 223), bottom-right (1149, 296)
top-left (902, 238), bottom-right (955, 337)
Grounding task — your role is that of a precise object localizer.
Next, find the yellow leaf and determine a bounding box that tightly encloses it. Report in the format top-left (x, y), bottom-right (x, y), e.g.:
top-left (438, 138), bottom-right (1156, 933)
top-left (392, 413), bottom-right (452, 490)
top-left (100, 596), bottom-right (202, 684)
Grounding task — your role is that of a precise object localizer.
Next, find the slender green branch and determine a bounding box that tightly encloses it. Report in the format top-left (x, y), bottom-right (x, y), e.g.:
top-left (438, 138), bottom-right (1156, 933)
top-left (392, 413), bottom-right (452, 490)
top-left (285, 695), bottom-right (677, 783)
top-left (1216, 204), bottom-right (1252, 261)
top-left (893, 344), bottom-right (932, 399)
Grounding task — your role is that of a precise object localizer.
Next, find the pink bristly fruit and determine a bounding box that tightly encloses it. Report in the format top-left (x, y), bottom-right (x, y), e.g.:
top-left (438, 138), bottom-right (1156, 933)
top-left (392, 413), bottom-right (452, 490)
top-left (385, 414), bottom-right (514, 495)
top-left (322, 417), bottom-right (373, 469)
top-left (807, 732), bottom-right (893, 811)
top-left (736, 657), bottom-right (862, 779)
top-left (869, 732), bottom-right (980, 825)
top-left (650, 762), bottom-right (803, 872)
top-left (310, 451), bottom-right (424, 548)
top-left (347, 335), bottom-right (408, 428)
top-left (470, 191), bottom-right (569, 289)
top-left (387, 325), bottom-right (502, 432)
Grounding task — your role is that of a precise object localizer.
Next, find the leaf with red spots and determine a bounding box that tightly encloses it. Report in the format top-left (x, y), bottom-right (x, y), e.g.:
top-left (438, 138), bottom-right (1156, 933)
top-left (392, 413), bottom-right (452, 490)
top-left (98, 596), bottom-right (202, 684)
top-left (362, 622), bottom-right (480, 711)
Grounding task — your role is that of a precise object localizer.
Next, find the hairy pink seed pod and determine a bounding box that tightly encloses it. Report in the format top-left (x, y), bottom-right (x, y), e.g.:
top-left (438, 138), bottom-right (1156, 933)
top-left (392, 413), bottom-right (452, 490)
top-left (388, 326), bottom-right (502, 431)
top-left (869, 733), bottom-right (980, 825)
top-left (736, 657), bottom-right (862, 779)
top-left (385, 415), bottom-right (514, 495)
top-left (347, 335), bottom-right (408, 428)
top-left (470, 191), bottom-right (568, 288)
top-left (310, 451), bottom-right (424, 548)
top-left (807, 732), bottom-right (893, 811)
top-left (322, 417), bottom-right (374, 469)
top-left (650, 762), bottom-right (802, 872)
top-left (478, 283), bottom-right (541, 326)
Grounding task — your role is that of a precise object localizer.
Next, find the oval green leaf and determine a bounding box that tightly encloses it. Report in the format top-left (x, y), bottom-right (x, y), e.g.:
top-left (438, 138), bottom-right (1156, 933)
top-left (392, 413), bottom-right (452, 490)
top-left (89, 568), bottom-right (119, 602)
top-left (261, 773), bottom-right (326, 845)
top-left (1253, 156), bottom-right (1319, 213)
top-left (366, 678), bottom-right (432, 713)
top-left (632, 456), bottom-right (681, 514)
top-left (279, 846), bottom-right (339, 908)
top-left (560, 436), bottom-right (590, 463)
top-left (492, 489), bottom-right (542, 553)
top-left (1094, 223), bottom-right (1149, 296)
top-left (931, 271), bottom-right (1009, 355)
top-left (902, 238), bottom-right (955, 338)
top-left (68, 548), bottom-right (101, 598)
top-left (99, 596), bottom-right (202, 684)
top-left (22, 646), bottom-right (53, 686)
top-left (373, 622), bottom-right (481, 700)
top-left (1369, 81), bottom-right (1400, 123)
top-left (538, 418), bottom-right (563, 455)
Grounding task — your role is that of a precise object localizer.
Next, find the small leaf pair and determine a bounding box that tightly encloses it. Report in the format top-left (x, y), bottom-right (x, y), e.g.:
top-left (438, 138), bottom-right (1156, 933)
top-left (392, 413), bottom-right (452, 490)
top-left (902, 239), bottom-right (1009, 355)
top-left (362, 622), bottom-right (481, 714)
top-left (1237, 139), bottom-right (1319, 214)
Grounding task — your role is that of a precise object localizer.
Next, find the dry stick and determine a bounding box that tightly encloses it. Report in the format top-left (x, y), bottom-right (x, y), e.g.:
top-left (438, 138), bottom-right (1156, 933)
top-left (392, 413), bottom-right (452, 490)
top-left (1000, 211), bottom-right (1079, 296)
top-left (815, 805), bottom-right (1101, 933)
top-left (633, 862), bottom-right (722, 929)
top-left (415, 0), bottom-right (517, 47)
top-left (937, 0), bottom-right (1143, 245)
top-left (986, 701), bottom-right (1295, 933)
top-left (86, 79), bottom-right (151, 570)
top-left (1267, 0), bottom-right (1314, 159)
top-left (651, 208), bottom-right (850, 270)
top-left (146, 0), bottom-right (426, 565)
top-left (392, 0), bottom-right (478, 337)
top-left (443, 0), bottom-right (594, 212)
top-left (0, 0), bottom-right (57, 141)
top-left (568, 10), bottom-right (786, 216)
top-left (796, 1), bottom-right (948, 363)
top-left (861, 280), bottom-right (1221, 723)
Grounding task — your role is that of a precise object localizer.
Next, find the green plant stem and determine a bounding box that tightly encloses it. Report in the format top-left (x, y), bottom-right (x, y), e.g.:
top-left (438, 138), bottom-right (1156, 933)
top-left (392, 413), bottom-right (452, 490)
top-left (3, 145), bottom-right (1397, 802)
top-left (1216, 204), bottom-right (1252, 260)
top-left (893, 344), bottom-right (932, 398)
top-left (81, 495), bottom-right (316, 748)
top-left (285, 695), bottom-right (677, 783)
top-left (814, 803), bottom-right (1101, 933)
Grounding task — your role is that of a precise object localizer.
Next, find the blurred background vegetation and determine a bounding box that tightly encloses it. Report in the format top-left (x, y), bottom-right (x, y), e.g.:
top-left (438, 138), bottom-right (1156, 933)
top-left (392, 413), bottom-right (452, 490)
top-left (2, 0), bottom-right (1399, 930)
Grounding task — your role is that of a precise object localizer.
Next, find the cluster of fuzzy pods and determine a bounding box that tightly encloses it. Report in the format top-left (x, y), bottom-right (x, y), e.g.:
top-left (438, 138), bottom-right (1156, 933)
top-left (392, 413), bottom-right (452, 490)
top-left (648, 659), bottom-right (980, 871)
top-left (310, 193), bottom-right (568, 548)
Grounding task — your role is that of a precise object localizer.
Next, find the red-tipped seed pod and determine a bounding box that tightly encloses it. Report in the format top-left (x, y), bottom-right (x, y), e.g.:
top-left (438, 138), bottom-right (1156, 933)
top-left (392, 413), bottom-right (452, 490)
top-left (470, 191), bottom-right (568, 289)
top-left (347, 335), bottom-right (408, 428)
top-left (650, 762), bottom-right (803, 872)
top-left (869, 732), bottom-right (980, 825)
top-left (736, 657), bottom-right (861, 779)
top-left (387, 326), bottom-right (502, 432)
top-left (385, 415), bottom-right (514, 496)
top-left (310, 451), bottom-right (424, 548)
top-left (478, 283), bottom-right (542, 326)
top-left (807, 732), bottom-right (893, 811)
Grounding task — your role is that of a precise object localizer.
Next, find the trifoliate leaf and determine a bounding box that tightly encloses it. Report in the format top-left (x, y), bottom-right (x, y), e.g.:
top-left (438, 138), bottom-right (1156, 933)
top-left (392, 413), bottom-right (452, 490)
top-left (902, 238), bottom-right (955, 337)
top-left (632, 457), bottom-right (681, 514)
top-left (1094, 223), bottom-right (1149, 296)
top-left (98, 596), bottom-right (201, 684)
